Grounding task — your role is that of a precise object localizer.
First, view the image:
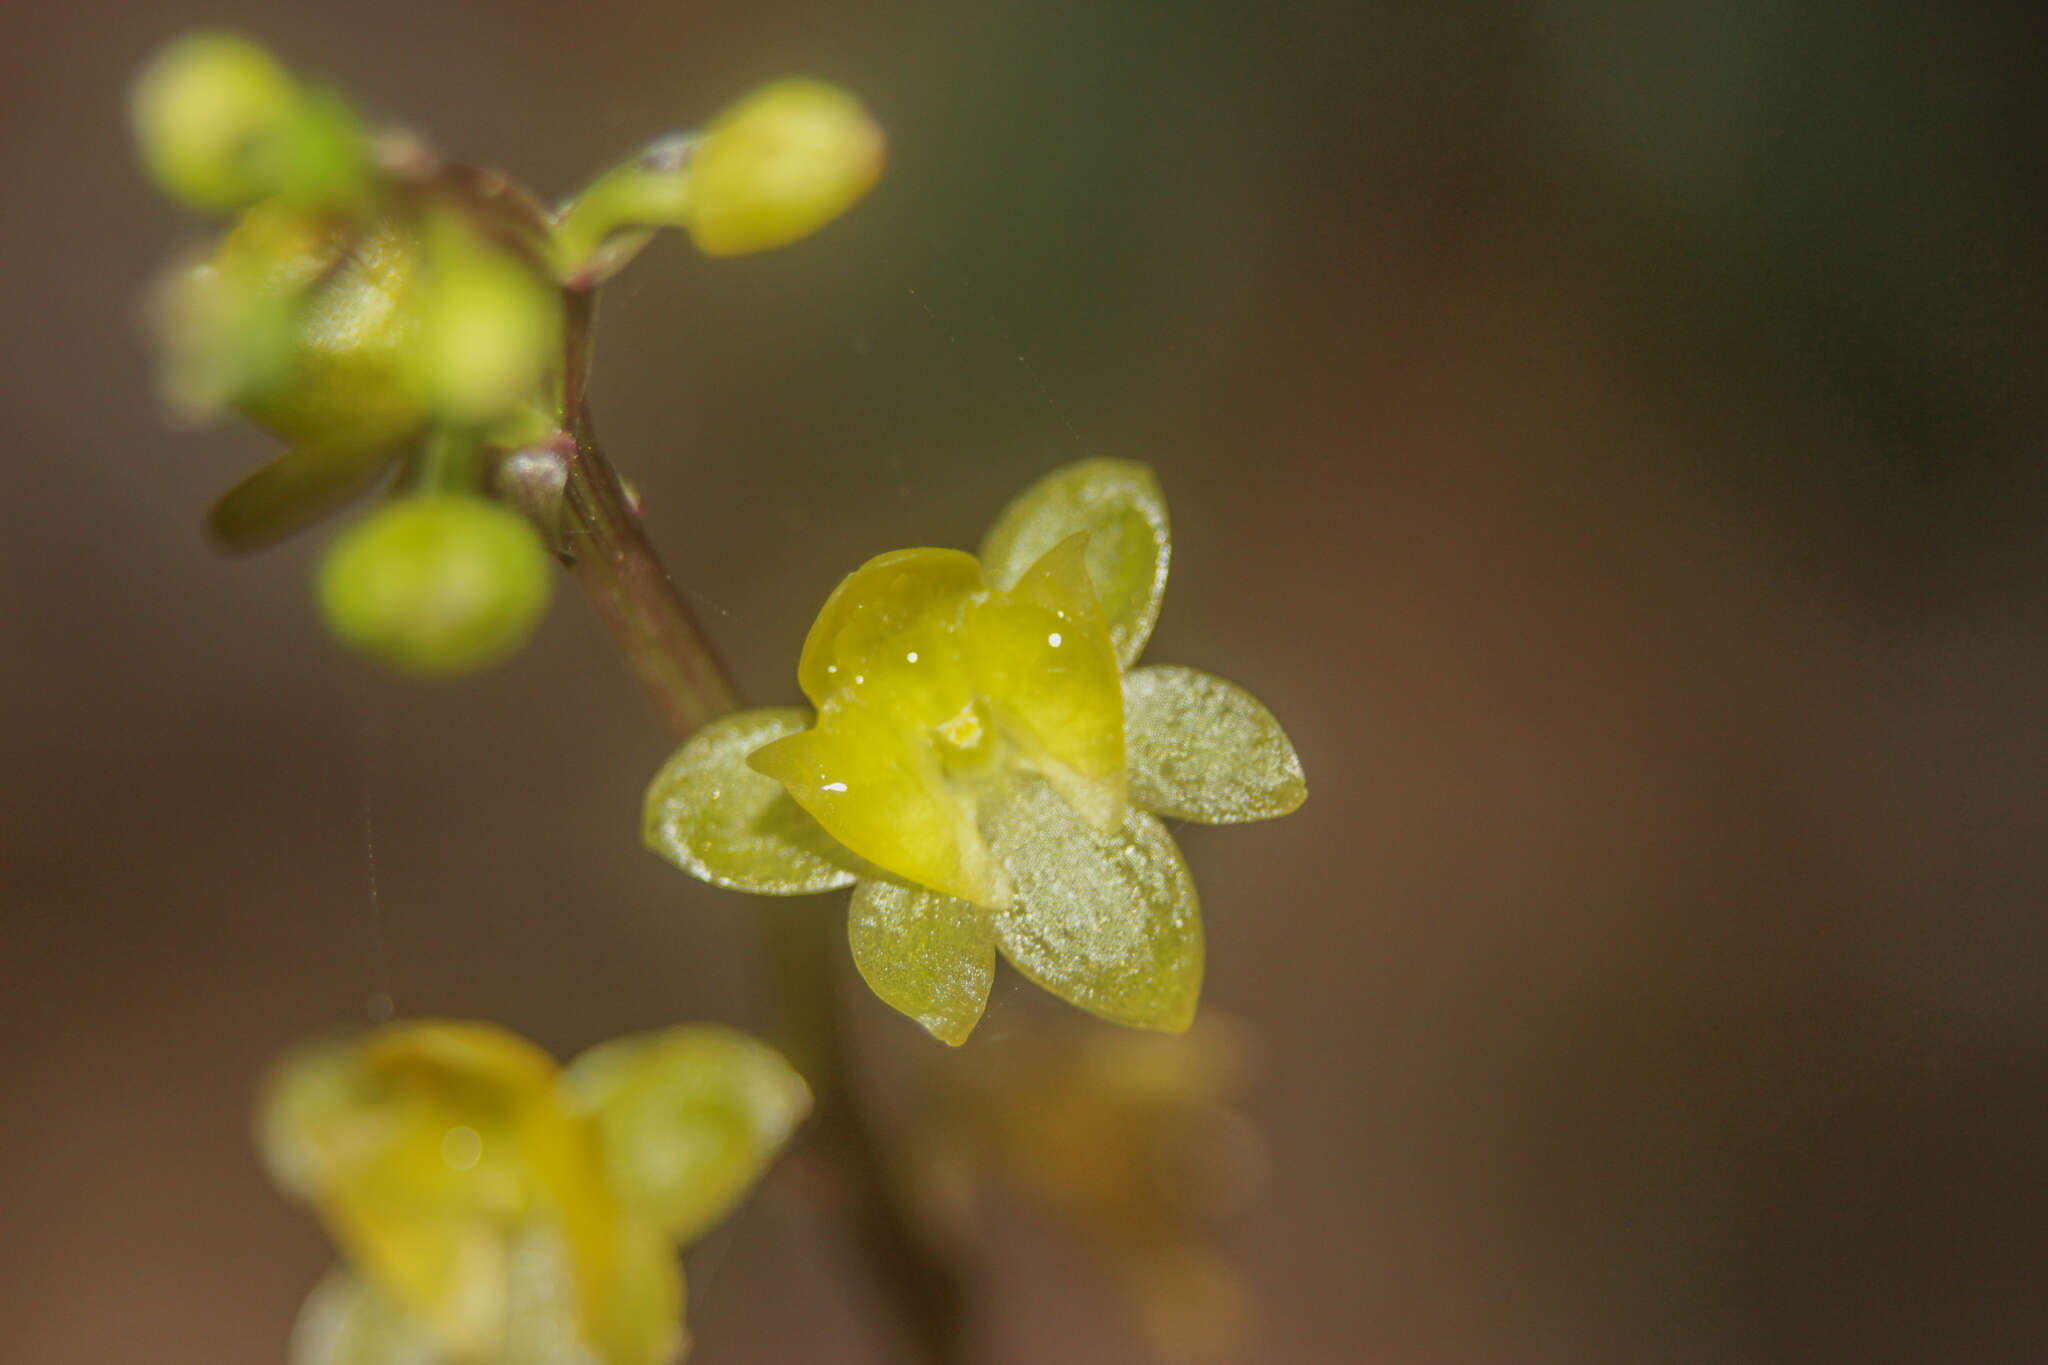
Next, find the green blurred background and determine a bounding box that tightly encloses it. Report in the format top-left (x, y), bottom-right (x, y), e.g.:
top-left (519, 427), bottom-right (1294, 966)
top-left (4, 1), bottom-right (2045, 1361)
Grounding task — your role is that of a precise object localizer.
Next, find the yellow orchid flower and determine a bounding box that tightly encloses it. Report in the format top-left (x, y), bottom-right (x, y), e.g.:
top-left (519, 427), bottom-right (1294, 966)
top-left (260, 1020), bottom-right (809, 1365)
top-left (645, 461), bottom-right (1306, 1044)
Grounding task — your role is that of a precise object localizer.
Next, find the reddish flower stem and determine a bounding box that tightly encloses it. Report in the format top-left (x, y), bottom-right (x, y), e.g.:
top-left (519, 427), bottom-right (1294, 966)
top-left (548, 285), bottom-right (968, 1365)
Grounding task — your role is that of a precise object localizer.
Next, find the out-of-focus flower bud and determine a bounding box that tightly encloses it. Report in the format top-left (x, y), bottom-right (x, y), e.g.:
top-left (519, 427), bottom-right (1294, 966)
top-left (685, 79), bottom-right (885, 256)
top-left (131, 32), bottom-right (368, 214)
top-left (421, 213), bottom-right (562, 429)
top-left (316, 494), bottom-right (554, 677)
top-left (159, 201), bottom-right (434, 455)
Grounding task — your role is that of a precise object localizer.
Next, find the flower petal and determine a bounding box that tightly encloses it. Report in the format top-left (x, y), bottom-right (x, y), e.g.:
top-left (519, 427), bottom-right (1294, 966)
top-left (574, 1221), bottom-right (685, 1365)
top-left (1124, 666), bottom-right (1306, 823)
top-left (643, 708), bottom-right (863, 895)
top-left (562, 1024), bottom-right (812, 1246)
top-left (288, 1234), bottom-right (685, 1365)
top-left (749, 703), bottom-right (1010, 909)
top-left (794, 547), bottom-right (982, 705)
top-left (289, 1270), bottom-right (442, 1365)
top-left (971, 534), bottom-right (1127, 832)
top-left (979, 458), bottom-right (1170, 668)
top-left (982, 778), bottom-right (1203, 1032)
top-left (848, 876), bottom-right (997, 1046)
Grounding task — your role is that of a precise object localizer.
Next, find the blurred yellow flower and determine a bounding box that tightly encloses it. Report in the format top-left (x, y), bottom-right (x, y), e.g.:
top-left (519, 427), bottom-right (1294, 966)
top-left (261, 1020), bottom-right (809, 1365)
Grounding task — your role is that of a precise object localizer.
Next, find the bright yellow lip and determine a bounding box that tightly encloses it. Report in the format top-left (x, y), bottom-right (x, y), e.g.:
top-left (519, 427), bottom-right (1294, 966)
top-left (749, 534), bottom-right (1126, 909)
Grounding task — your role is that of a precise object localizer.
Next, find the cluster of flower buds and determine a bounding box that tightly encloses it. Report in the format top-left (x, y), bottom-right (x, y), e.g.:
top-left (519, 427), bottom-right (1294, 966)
top-left (136, 32), bottom-right (883, 676)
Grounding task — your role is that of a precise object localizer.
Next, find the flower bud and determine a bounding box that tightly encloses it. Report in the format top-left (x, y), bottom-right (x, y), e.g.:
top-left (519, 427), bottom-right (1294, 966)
top-left (317, 494), bottom-right (553, 676)
top-left (159, 201), bottom-right (433, 454)
top-left (685, 79), bottom-right (885, 256)
top-left (421, 213), bottom-right (562, 429)
top-left (132, 32), bottom-right (367, 213)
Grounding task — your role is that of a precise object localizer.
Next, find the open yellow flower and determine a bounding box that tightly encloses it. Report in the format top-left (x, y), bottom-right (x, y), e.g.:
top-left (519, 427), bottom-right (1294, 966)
top-left (260, 1020), bottom-right (810, 1365)
top-left (645, 461), bottom-right (1306, 1044)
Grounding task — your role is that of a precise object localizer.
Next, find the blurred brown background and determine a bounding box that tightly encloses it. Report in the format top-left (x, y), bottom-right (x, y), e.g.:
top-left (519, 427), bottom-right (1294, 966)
top-left (4, 1), bottom-right (2046, 1362)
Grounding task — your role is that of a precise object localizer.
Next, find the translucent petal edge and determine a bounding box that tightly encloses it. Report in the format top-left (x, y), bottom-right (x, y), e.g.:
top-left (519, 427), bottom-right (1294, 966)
top-left (983, 782), bottom-right (1203, 1033)
top-left (641, 707), bottom-right (862, 895)
top-left (978, 457), bottom-right (1170, 669)
top-left (1124, 664), bottom-right (1307, 824)
top-left (289, 1268), bottom-right (444, 1365)
top-left (848, 876), bottom-right (996, 1046)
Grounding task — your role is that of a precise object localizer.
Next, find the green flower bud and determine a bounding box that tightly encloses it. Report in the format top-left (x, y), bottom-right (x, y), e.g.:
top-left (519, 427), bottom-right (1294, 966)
top-left (317, 495), bottom-right (553, 677)
top-left (132, 32), bottom-right (367, 213)
top-left (685, 79), bottom-right (885, 256)
top-left (421, 213), bottom-right (562, 429)
top-left (161, 201), bottom-right (433, 454)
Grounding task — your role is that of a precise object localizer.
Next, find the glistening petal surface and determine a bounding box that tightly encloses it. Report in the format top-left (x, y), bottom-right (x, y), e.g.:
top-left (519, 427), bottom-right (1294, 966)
top-left (748, 703), bottom-right (1008, 909)
top-left (979, 458), bottom-right (1169, 668)
top-left (848, 877), bottom-right (997, 1046)
top-left (982, 778), bottom-right (1202, 1032)
top-left (1123, 665), bottom-right (1307, 823)
top-left (970, 534), bottom-right (1126, 832)
top-left (642, 708), bottom-right (862, 895)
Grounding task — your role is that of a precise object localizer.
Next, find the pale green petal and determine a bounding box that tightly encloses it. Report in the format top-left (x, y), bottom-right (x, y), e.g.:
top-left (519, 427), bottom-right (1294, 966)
top-left (290, 1270), bottom-right (444, 1365)
top-left (848, 877), bottom-right (997, 1046)
top-left (982, 778), bottom-right (1202, 1032)
top-left (643, 708), bottom-right (863, 895)
top-left (563, 1025), bottom-right (812, 1247)
top-left (289, 1239), bottom-right (684, 1365)
top-left (1124, 665), bottom-right (1306, 823)
top-left (978, 459), bottom-right (1170, 668)
top-left (499, 1224), bottom-right (681, 1365)
top-left (499, 1229), bottom-right (604, 1365)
